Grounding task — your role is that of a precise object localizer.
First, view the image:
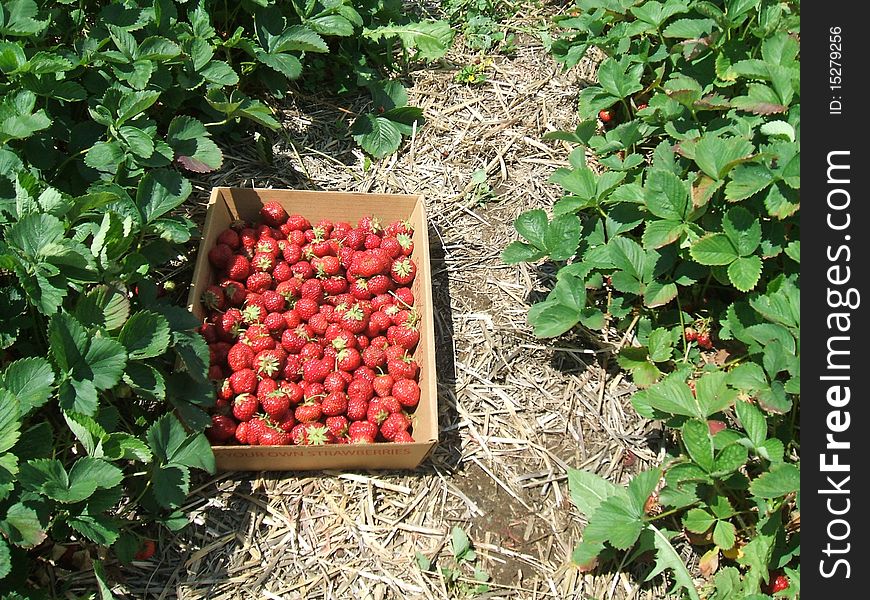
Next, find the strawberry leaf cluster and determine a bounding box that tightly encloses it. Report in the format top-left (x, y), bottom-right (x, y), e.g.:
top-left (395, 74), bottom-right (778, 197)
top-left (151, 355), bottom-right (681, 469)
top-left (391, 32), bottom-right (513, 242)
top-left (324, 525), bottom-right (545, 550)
top-left (509, 1), bottom-right (800, 597)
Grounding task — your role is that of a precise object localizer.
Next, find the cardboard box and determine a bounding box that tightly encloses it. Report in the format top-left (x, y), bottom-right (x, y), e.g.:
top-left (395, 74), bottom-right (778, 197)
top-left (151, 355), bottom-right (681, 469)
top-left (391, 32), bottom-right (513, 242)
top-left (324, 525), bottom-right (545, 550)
top-left (187, 187), bottom-right (438, 471)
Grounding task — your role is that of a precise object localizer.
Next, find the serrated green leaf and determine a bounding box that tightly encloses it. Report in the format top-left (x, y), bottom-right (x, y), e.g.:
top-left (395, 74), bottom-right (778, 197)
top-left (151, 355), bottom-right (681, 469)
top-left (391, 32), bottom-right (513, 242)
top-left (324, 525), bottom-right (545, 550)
top-left (683, 419), bottom-right (714, 472)
top-left (1, 357), bottom-right (53, 416)
top-left (691, 233), bottom-right (738, 265)
top-left (172, 330), bottom-right (209, 381)
top-left (514, 209), bottom-right (548, 249)
top-left (528, 301), bottom-right (579, 338)
top-left (734, 400), bottom-right (766, 447)
top-left (123, 361), bottom-right (166, 400)
top-left (545, 214), bottom-right (580, 260)
top-left (727, 255), bottom-right (762, 291)
top-left (0, 538), bottom-right (9, 579)
top-left (350, 114), bottom-right (402, 159)
top-left (152, 463), bottom-right (189, 508)
top-left (712, 443), bottom-right (749, 476)
top-left (68, 513), bottom-right (119, 546)
top-left (75, 285), bottom-right (130, 331)
top-left (722, 206), bottom-right (761, 256)
top-left (646, 525), bottom-right (701, 600)
top-left (501, 241), bottom-right (545, 264)
top-left (1, 501), bottom-right (45, 548)
top-left (119, 311), bottom-right (170, 360)
top-left (583, 498), bottom-right (644, 550)
top-left (102, 433), bottom-right (152, 463)
top-left (363, 21), bottom-right (454, 61)
top-left (683, 508), bottom-right (714, 533)
top-left (750, 463), bottom-right (799, 498)
top-left (713, 520), bottom-right (736, 550)
top-left (199, 60), bottom-right (239, 85)
top-left (168, 433), bottom-right (215, 473)
top-left (568, 469), bottom-right (627, 517)
top-left (136, 169), bottom-right (192, 224)
top-left (693, 136), bottom-right (754, 180)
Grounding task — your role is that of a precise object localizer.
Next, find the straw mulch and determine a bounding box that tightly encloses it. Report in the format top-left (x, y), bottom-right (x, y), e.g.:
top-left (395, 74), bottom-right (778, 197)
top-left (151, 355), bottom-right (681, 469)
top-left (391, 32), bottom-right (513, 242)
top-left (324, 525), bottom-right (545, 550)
top-left (112, 13), bottom-right (676, 600)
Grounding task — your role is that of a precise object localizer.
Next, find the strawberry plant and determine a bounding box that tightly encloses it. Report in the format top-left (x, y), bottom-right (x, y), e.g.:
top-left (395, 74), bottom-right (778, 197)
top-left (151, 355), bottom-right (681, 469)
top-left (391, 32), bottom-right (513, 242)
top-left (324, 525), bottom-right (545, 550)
top-left (0, 0), bottom-right (452, 594)
top-left (506, 0), bottom-right (800, 597)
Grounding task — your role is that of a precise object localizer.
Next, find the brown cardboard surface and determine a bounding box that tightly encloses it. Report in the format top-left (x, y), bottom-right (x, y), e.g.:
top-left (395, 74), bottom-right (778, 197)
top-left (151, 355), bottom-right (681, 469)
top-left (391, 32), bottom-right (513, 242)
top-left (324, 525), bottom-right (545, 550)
top-left (186, 188), bottom-right (438, 471)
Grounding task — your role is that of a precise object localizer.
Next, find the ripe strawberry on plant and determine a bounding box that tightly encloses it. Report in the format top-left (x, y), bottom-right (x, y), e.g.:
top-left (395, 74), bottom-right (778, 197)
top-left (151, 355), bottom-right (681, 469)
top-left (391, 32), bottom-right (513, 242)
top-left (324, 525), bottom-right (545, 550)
top-left (229, 369), bottom-right (258, 395)
top-left (380, 412), bottom-right (410, 441)
top-left (770, 574), bottom-right (789, 593)
top-left (134, 539), bottom-right (157, 561)
top-left (598, 109), bottom-right (614, 123)
top-left (201, 285), bottom-right (226, 311)
top-left (233, 393), bottom-right (258, 421)
top-left (206, 414), bottom-right (237, 444)
top-left (392, 379), bottom-right (420, 408)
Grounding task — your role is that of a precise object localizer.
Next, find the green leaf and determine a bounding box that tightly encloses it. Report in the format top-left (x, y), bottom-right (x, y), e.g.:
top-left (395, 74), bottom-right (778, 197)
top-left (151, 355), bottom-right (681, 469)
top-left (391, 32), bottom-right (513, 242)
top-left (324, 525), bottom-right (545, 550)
top-left (199, 60), bottom-right (239, 85)
top-left (118, 126), bottom-right (154, 159)
top-left (146, 414), bottom-right (187, 464)
top-left (528, 301), bottom-right (579, 338)
top-left (627, 469), bottom-right (662, 516)
top-left (545, 215), bottom-right (580, 260)
top-left (501, 241), bottom-right (545, 264)
top-left (75, 285), bottom-right (130, 331)
top-left (597, 58), bottom-right (643, 99)
top-left (583, 497), bottom-right (644, 550)
top-left (514, 209), bottom-right (548, 249)
top-left (568, 469), bottom-right (627, 517)
top-left (451, 526), bottom-right (471, 559)
top-left (750, 463), bottom-right (799, 498)
top-left (734, 400), bottom-right (766, 447)
top-left (102, 433), bottom-right (152, 463)
top-left (683, 419), bottom-right (714, 472)
top-left (271, 25), bottom-right (328, 53)
top-left (117, 90), bottom-right (160, 124)
top-left (7, 212), bottom-right (64, 259)
top-left (350, 114), bottom-right (402, 159)
top-left (123, 361), bottom-right (166, 400)
top-left (722, 206), bottom-right (761, 256)
top-left (764, 184), bottom-right (800, 219)
top-left (663, 18), bottom-right (715, 38)
top-left (0, 390), bottom-right (21, 454)
top-left (693, 136), bottom-right (754, 180)
top-left (93, 559), bottom-right (115, 600)
top-left (1, 502), bottom-right (45, 548)
top-left (728, 255), bottom-right (762, 291)
top-left (683, 508), bottom-right (714, 533)
top-left (118, 311), bottom-right (170, 360)
top-left (713, 520), bottom-right (736, 550)
top-left (256, 50), bottom-right (302, 80)
top-left (632, 374), bottom-right (704, 419)
top-left (136, 169), bottom-right (192, 224)
top-left (172, 330), bottom-right (210, 381)
top-left (1, 357), bottom-right (54, 416)
top-left (68, 513), bottom-right (119, 546)
top-left (152, 464), bottom-right (189, 508)
top-left (691, 234), bottom-right (738, 265)
top-left (696, 371), bottom-right (738, 416)
top-left (712, 443), bottom-right (748, 476)
top-left (0, 538), bottom-right (9, 579)
top-left (168, 433), bottom-right (215, 474)
top-left (363, 21), bottom-right (454, 61)
top-left (85, 337), bottom-right (127, 391)
top-left (643, 280), bottom-right (678, 308)
top-left (646, 525), bottom-right (701, 600)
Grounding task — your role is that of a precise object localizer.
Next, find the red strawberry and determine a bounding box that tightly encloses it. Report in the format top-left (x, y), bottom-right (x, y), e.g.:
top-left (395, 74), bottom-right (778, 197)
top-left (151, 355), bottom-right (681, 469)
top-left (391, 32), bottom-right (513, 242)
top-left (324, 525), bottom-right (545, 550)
top-left (350, 278), bottom-right (372, 301)
top-left (259, 426), bottom-right (291, 446)
top-left (306, 312), bottom-right (330, 336)
top-left (217, 378), bottom-right (234, 402)
top-left (322, 276), bottom-right (347, 295)
top-left (349, 420), bottom-right (378, 442)
top-left (380, 412), bottom-right (410, 441)
top-left (282, 214), bottom-right (308, 232)
top-left (321, 392), bottom-right (348, 416)
top-left (282, 242), bottom-right (303, 264)
top-left (199, 321), bottom-right (218, 344)
top-left (300, 278), bottom-right (323, 302)
top-left (367, 275), bottom-right (391, 296)
top-left (336, 348), bottom-right (362, 372)
top-left (264, 311), bottom-right (287, 333)
top-left (302, 358), bottom-right (331, 383)
top-left (201, 285), bottom-right (226, 311)
top-left (392, 379), bottom-right (420, 408)
top-left (387, 357), bottom-right (419, 380)
top-left (340, 304), bottom-right (369, 334)
top-left (304, 423), bottom-right (331, 445)
top-left (218, 309), bottom-right (244, 340)
top-left (373, 374), bottom-right (394, 398)
top-left (247, 333), bottom-right (276, 353)
top-left (206, 414), bottom-right (237, 444)
top-left (272, 261), bottom-right (292, 282)
top-left (283, 354), bottom-right (303, 380)
top-left (358, 215), bottom-right (382, 234)
top-left (349, 251), bottom-right (387, 278)
top-left (282, 308), bottom-right (302, 329)
top-left (364, 233), bottom-right (381, 249)
top-left (261, 290), bottom-right (285, 313)
top-left (367, 398), bottom-right (390, 425)
top-left (300, 341), bottom-right (323, 361)
top-left (226, 255), bottom-right (251, 281)
top-left (324, 371), bottom-right (348, 393)
top-left (134, 539), bottom-right (157, 561)
top-left (380, 237), bottom-right (403, 259)
top-left (346, 396), bottom-right (368, 421)
top-left (217, 228), bottom-right (240, 249)
top-left (396, 233), bottom-right (413, 256)
top-left (209, 341), bottom-right (231, 365)
top-left (260, 201), bottom-right (289, 227)
top-left (251, 252), bottom-right (275, 273)
top-left (291, 260), bottom-right (314, 279)
top-left (303, 381), bottom-right (325, 401)
top-left (343, 228), bottom-right (367, 250)
top-left (390, 257), bottom-right (416, 285)
top-left (232, 393), bottom-right (258, 421)
top-left (246, 272), bottom-right (273, 294)
top-left (208, 365), bottom-right (224, 380)
top-left (388, 324), bottom-right (420, 350)
top-left (246, 416), bottom-right (269, 445)
top-left (220, 279), bottom-right (247, 306)
top-left (326, 415), bottom-right (349, 438)
top-left (262, 388), bottom-right (291, 419)
top-left (385, 219), bottom-right (413, 237)
top-left (362, 345), bottom-right (386, 369)
top-left (276, 413), bottom-right (296, 432)
top-left (234, 420), bottom-right (250, 444)
top-left (229, 369), bottom-right (258, 395)
top-left (208, 243), bottom-right (234, 269)
top-left (371, 294), bottom-right (394, 311)
top-left (254, 349), bottom-right (285, 379)
top-left (281, 326), bottom-right (309, 353)
top-left (770, 574), bottom-right (789, 593)
top-left (255, 237), bottom-right (279, 256)
top-left (353, 365), bottom-right (376, 382)
top-left (393, 431), bottom-right (414, 443)
top-left (241, 302), bottom-right (266, 325)
top-left (227, 343), bottom-right (255, 371)
top-left (295, 298), bottom-right (319, 321)
top-left (256, 376), bottom-right (278, 399)
top-left (239, 228), bottom-right (258, 253)
top-left (394, 287), bottom-right (414, 307)
top-left (295, 401), bottom-right (323, 423)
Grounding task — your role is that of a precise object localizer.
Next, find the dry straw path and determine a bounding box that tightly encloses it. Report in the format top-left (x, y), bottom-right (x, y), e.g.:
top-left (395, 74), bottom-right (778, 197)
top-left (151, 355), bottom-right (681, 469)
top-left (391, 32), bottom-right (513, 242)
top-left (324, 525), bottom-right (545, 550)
top-left (117, 13), bottom-right (669, 600)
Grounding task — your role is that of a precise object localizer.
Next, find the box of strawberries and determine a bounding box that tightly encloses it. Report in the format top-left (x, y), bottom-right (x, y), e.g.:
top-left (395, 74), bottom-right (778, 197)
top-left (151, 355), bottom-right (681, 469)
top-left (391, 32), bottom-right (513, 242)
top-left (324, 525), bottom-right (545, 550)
top-left (187, 187), bottom-right (438, 471)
